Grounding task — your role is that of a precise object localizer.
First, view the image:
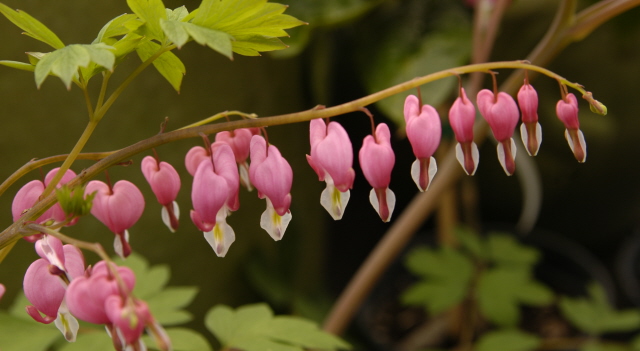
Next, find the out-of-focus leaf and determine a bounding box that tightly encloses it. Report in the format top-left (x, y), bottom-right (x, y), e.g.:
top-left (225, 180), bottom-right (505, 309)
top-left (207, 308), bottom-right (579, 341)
top-left (146, 287), bottom-right (198, 325)
top-left (486, 233), bottom-right (539, 267)
top-left (35, 43), bottom-right (115, 89)
top-left (477, 268), bottom-right (553, 327)
top-left (0, 3), bottom-right (65, 49)
top-left (582, 341), bottom-right (630, 351)
top-left (454, 226), bottom-right (486, 259)
top-left (475, 329), bottom-right (540, 351)
top-left (0, 311), bottom-right (61, 351)
top-left (362, 8), bottom-right (471, 127)
top-left (206, 303), bottom-right (351, 351)
top-left (560, 282), bottom-right (640, 335)
top-left (142, 327), bottom-right (212, 351)
top-left (58, 331), bottom-right (112, 351)
top-left (401, 246), bottom-right (473, 315)
top-left (166, 6), bottom-right (189, 21)
top-left (136, 40), bottom-right (185, 92)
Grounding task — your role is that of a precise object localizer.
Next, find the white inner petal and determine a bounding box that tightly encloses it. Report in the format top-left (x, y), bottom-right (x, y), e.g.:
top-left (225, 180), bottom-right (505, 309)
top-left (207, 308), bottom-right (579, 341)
top-left (260, 199), bottom-right (292, 241)
top-left (320, 182), bottom-right (350, 220)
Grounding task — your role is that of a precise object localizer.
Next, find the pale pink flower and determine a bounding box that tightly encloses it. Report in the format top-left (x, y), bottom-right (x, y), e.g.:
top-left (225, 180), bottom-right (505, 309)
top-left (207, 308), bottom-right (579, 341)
top-left (449, 88), bottom-right (479, 175)
top-left (306, 119), bottom-right (355, 219)
top-left (0, 284), bottom-right (5, 301)
top-left (85, 180), bottom-right (145, 258)
top-left (249, 135), bottom-right (293, 240)
top-left (517, 82), bottom-right (542, 156)
top-left (359, 123), bottom-right (396, 222)
top-left (185, 146), bottom-right (210, 176)
top-left (190, 142), bottom-right (239, 257)
top-left (404, 95), bottom-right (441, 191)
top-left (105, 295), bottom-right (151, 347)
top-left (477, 89), bottom-right (519, 175)
top-left (141, 156), bottom-right (181, 232)
top-left (556, 93), bottom-right (587, 162)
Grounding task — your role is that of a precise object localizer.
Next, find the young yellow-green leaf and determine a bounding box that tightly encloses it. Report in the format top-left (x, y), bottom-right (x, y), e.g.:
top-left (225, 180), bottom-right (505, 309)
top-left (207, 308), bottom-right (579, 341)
top-left (127, 0), bottom-right (167, 41)
top-left (136, 40), bottom-right (185, 92)
top-left (206, 304), bottom-right (351, 351)
top-left (0, 3), bottom-right (65, 49)
top-left (166, 6), bottom-right (189, 21)
top-left (0, 60), bottom-right (35, 72)
top-left (191, 0), bottom-right (305, 57)
top-left (35, 43), bottom-right (115, 89)
top-left (161, 20), bottom-right (234, 59)
top-left (94, 13), bottom-right (140, 43)
top-left (475, 329), bottom-right (540, 351)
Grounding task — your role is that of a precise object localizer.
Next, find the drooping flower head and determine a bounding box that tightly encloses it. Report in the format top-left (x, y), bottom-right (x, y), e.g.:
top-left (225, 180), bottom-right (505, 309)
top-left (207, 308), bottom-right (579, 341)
top-left (23, 235), bottom-right (84, 341)
top-left (12, 168), bottom-right (77, 242)
top-left (190, 142), bottom-right (239, 257)
top-left (249, 135), bottom-right (293, 240)
top-left (215, 128), bottom-right (260, 191)
top-left (359, 123), bottom-right (396, 222)
top-left (141, 156), bottom-right (181, 232)
top-left (477, 89), bottom-right (519, 175)
top-left (556, 92), bottom-right (587, 162)
top-left (517, 81), bottom-right (542, 156)
top-left (404, 95), bottom-right (441, 191)
top-left (306, 119), bottom-right (355, 219)
top-left (448, 88), bottom-right (479, 175)
top-left (85, 180), bottom-right (145, 258)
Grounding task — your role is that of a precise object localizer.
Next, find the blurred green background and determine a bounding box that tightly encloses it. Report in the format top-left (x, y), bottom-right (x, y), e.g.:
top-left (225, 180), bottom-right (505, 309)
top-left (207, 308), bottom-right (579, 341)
top-left (0, 0), bottom-right (639, 348)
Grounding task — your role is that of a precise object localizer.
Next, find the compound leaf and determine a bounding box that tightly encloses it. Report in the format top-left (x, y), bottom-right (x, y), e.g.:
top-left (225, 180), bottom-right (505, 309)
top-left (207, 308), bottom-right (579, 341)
top-left (35, 43), bottom-right (115, 89)
top-left (127, 0), bottom-right (167, 41)
top-left (136, 40), bottom-right (185, 92)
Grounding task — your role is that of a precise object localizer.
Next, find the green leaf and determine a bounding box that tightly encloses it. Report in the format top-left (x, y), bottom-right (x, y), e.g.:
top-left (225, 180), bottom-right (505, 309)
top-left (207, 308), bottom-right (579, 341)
top-left (0, 3), bottom-right (64, 49)
top-left (401, 246), bottom-right (473, 315)
top-left (206, 303), bottom-right (351, 351)
top-left (477, 268), bottom-right (553, 327)
top-left (142, 328), bottom-right (212, 351)
top-left (94, 14), bottom-right (140, 43)
top-left (161, 20), bottom-right (233, 59)
top-left (0, 311), bottom-right (61, 351)
top-left (486, 234), bottom-right (540, 268)
top-left (136, 40), bottom-right (185, 92)
top-left (191, 0), bottom-right (305, 57)
top-left (582, 341), bottom-right (631, 351)
top-left (58, 331), bottom-right (113, 351)
top-left (127, 0), bottom-right (167, 41)
top-left (454, 226), bottom-right (486, 259)
top-left (146, 287), bottom-right (198, 325)
top-left (475, 329), bottom-right (540, 351)
top-left (0, 60), bottom-right (35, 72)
top-left (35, 43), bottom-right (115, 89)
top-left (560, 283), bottom-right (640, 335)
top-left (166, 6), bottom-right (189, 21)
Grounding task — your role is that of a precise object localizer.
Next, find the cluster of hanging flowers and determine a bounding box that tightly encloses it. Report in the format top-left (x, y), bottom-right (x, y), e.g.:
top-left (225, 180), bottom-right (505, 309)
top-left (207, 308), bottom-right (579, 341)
top-left (20, 235), bottom-right (170, 350)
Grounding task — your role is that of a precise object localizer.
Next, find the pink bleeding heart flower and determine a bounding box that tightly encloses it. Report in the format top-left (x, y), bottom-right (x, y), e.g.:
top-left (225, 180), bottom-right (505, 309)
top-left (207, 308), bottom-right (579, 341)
top-left (66, 261), bottom-right (135, 325)
top-left (12, 168), bottom-right (77, 242)
top-left (449, 88), bottom-right (480, 175)
top-left (249, 135), bottom-right (293, 240)
top-left (185, 146), bottom-right (210, 176)
top-left (0, 283), bottom-right (5, 301)
top-left (556, 93), bottom-right (587, 163)
top-left (85, 180), bottom-right (145, 258)
top-left (404, 95), bottom-right (441, 191)
top-left (190, 142), bottom-right (239, 257)
top-left (359, 123), bottom-right (396, 222)
top-left (24, 236), bottom-right (85, 341)
top-left (477, 89), bottom-right (519, 175)
top-left (517, 81), bottom-right (542, 156)
top-left (104, 295), bottom-right (151, 348)
top-left (306, 119), bottom-right (355, 220)
top-left (215, 128), bottom-right (260, 191)
top-left (141, 156), bottom-right (181, 233)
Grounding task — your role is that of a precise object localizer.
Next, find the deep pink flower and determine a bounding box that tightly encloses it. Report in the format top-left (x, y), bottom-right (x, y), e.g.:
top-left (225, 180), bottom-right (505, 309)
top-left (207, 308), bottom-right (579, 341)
top-left (477, 89), bottom-right (519, 175)
top-left (12, 168), bottom-right (77, 241)
top-left (556, 93), bottom-right (587, 162)
top-left (216, 128), bottom-right (259, 191)
top-left (359, 123), bottom-right (396, 222)
top-left (448, 88), bottom-right (479, 175)
top-left (85, 180), bottom-right (145, 258)
top-left (23, 236), bottom-right (84, 341)
top-left (249, 135), bottom-right (293, 240)
top-left (306, 119), bottom-right (355, 220)
top-left (141, 156), bottom-right (181, 232)
top-left (517, 82), bottom-right (542, 156)
top-left (404, 95), bottom-right (441, 191)
top-left (190, 142), bottom-right (239, 257)
top-left (66, 261), bottom-right (135, 325)
top-left (185, 146), bottom-right (209, 176)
